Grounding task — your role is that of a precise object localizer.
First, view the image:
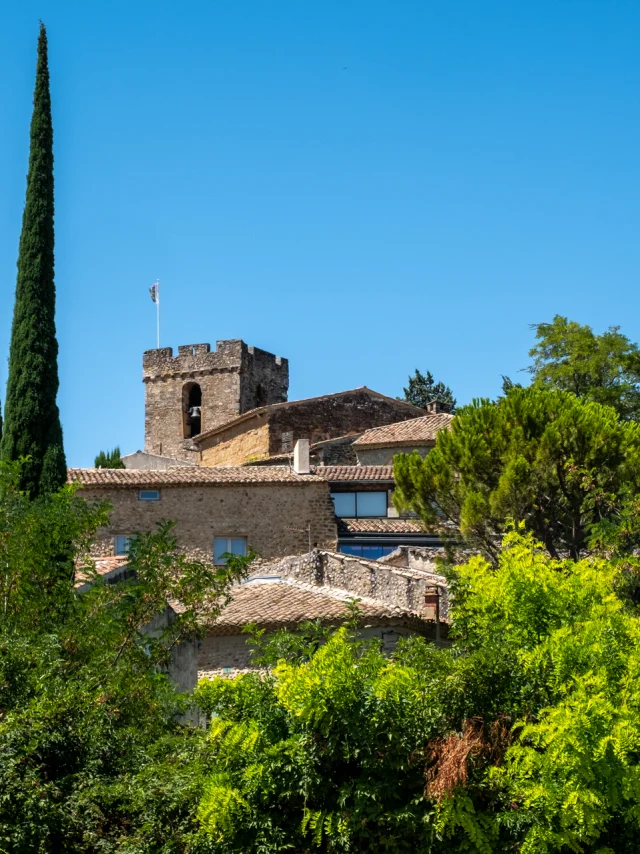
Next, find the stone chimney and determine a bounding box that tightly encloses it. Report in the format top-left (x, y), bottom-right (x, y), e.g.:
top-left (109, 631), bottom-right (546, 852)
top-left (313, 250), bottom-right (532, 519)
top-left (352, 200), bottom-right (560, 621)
top-left (293, 439), bottom-right (310, 474)
top-left (425, 400), bottom-right (452, 414)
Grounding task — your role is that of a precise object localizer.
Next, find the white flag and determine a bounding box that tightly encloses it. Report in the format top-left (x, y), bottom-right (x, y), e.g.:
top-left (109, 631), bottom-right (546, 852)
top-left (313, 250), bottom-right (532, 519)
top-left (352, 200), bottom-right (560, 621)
top-left (149, 281), bottom-right (159, 304)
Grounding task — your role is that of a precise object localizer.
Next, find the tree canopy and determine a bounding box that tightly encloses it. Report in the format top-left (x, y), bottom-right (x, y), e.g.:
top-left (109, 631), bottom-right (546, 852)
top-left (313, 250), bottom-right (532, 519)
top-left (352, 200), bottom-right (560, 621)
top-left (400, 368), bottom-right (456, 411)
top-left (94, 446), bottom-right (125, 469)
top-left (525, 315), bottom-right (640, 419)
top-left (1, 24), bottom-right (66, 496)
top-left (193, 532), bottom-right (640, 853)
top-left (393, 387), bottom-right (640, 561)
top-left (0, 458), bottom-right (249, 852)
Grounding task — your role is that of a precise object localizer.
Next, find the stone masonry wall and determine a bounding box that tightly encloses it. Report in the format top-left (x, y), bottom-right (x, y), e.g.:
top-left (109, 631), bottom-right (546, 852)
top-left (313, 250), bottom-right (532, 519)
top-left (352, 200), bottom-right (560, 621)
top-left (266, 550), bottom-right (446, 616)
top-left (77, 482), bottom-right (337, 562)
top-left (355, 444), bottom-right (431, 466)
top-left (200, 422), bottom-right (270, 466)
top-left (266, 391), bottom-right (424, 456)
top-left (198, 624), bottom-right (420, 678)
top-left (143, 340), bottom-right (288, 462)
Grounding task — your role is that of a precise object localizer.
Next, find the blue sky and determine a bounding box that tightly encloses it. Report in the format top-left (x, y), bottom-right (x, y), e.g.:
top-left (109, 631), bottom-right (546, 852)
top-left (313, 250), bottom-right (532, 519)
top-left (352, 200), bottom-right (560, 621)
top-left (1, 1), bottom-right (640, 466)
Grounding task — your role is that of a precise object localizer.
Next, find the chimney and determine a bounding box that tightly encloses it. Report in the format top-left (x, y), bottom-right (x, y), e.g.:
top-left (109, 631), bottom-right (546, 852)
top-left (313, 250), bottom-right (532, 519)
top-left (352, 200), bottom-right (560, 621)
top-left (426, 400), bottom-right (451, 414)
top-left (293, 438), bottom-right (310, 474)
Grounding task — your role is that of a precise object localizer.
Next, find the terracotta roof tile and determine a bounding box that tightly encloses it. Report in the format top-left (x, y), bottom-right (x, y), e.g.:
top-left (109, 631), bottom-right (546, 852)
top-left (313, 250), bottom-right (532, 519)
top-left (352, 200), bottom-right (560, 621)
top-left (313, 465), bottom-right (394, 482)
top-left (352, 414), bottom-right (453, 448)
top-left (74, 555), bottom-right (129, 586)
top-left (67, 466), bottom-right (319, 488)
top-left (207, 576), bottom-right (429, 635)
top-left (337, 518), bottom-right (425, 534)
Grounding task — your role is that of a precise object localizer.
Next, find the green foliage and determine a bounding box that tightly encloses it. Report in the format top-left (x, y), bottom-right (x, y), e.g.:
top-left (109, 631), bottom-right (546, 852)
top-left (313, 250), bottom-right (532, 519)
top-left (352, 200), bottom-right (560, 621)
top-left (195, 533), bottom-right (640, 853)
top-left (0, 458), bottom-right (249, 852)
top-left (94, 446), bottom-right (126, 469)
top-left (1, 24), bottom-right (66, 496)
top-left (527, 315), bottom-right (640, 420)
top-left (401, 368), bottom-right (456, 411)
top-left (393, 387), bottom-right (640, 561)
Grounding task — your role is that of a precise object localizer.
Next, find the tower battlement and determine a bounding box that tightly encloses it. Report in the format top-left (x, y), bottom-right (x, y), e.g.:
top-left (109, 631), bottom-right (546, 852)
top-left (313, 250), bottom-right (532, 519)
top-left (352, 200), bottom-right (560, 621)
top-left (143, 339), bottom-right (289, 462)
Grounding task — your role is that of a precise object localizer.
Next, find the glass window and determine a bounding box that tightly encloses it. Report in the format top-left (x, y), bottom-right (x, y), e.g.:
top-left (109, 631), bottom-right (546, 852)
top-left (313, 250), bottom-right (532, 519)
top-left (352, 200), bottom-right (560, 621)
top-left (339, 544), bottom-right (363, 557)
top-left (139, 489), bottom-right (160, 501)
top-left (361, 545), bottom-right (384, 560)
top-left (356, 492), bottom-right (387, 517)
top-left (214, 537), bottom-right (247, 565)
top-left (331, 493), bottom-right (356, 517)
top-left (114, 535), bottom-right (132, 556)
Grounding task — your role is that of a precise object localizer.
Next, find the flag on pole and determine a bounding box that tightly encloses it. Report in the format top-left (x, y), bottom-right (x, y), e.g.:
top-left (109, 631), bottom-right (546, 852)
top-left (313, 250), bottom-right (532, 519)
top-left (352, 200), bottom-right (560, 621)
top-left (149, 281), bottom-right (159, 303)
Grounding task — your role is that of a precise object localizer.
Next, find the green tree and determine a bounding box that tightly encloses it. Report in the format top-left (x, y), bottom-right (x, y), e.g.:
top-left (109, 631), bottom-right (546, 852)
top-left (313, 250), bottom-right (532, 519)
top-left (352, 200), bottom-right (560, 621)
top-left (94, 446), bottom-right (125, 469)
top-left (400, 369), bottom-right (456, 411)
top-left (393, 387), bottom-right (640, 562)
top-left (1, 23), bottom-right (66, 496)
top-left (526, 315), bottom-right (640, 419)
top-left (194, 533), bottom-right (640, 854)
top-left (0, 458), bottom-right (250, 852)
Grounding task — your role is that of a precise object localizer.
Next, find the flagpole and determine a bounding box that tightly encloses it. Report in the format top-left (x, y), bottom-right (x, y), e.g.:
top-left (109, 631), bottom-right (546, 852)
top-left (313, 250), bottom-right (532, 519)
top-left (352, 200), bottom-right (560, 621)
top-left (156, 279), bottom-right (160, 349)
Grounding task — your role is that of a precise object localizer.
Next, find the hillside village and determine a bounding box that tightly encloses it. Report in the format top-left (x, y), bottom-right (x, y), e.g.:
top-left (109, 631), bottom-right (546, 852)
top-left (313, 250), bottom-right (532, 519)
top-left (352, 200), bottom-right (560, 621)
top-left (70, 337), bottom-right (453, 681)
top-left (6, 14), bottom-right (640, 853)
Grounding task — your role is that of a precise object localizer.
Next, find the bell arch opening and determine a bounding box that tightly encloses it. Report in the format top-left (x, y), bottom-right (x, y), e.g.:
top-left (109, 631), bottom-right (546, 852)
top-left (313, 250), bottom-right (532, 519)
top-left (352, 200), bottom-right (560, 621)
top-left (183, 382), bottom-right (202, 438)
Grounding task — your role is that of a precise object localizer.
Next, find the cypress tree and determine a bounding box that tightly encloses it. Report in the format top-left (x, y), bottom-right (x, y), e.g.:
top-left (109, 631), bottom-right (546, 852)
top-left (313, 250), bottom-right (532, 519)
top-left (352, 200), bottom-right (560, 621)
top-left (1, 23), bottom-right (66, 496)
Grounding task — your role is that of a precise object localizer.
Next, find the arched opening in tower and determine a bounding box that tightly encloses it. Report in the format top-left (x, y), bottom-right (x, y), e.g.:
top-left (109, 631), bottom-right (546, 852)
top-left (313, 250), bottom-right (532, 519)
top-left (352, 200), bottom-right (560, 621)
top-left (183, 382), bottom-right (202, 438)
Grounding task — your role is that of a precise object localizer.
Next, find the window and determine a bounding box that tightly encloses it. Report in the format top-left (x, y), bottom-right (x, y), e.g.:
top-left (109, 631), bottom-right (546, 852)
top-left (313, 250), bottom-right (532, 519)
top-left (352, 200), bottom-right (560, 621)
top-left (114, 535), bottom-right (133, 555)
top-left (332, 492), bottom-right (356, 517)
top-left (331, 491), bottom-right (387, 518)
top-left (214, 537), bottom-right (247, 565)
top-left (339, 544), bottom-right (397, 559)
top-left (139, 489), bottom-right (160, 501)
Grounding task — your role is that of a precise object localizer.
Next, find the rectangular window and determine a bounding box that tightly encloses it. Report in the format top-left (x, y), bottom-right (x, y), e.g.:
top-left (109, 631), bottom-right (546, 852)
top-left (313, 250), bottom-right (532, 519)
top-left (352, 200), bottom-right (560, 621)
top-left (331, 491), bottom-right (387, 518)
top-left (139, 489), bottom-right (161, 501)
top-left (114, 535), bottom-right (132, 556)
top-left (356, 492), bottom-right (388, 517)
top-left (214, 536), bottom-right (247, 565)
top-left (338, 544), bottom-right (397, 559)
top-left (331, 492), bottom-right (356, 517)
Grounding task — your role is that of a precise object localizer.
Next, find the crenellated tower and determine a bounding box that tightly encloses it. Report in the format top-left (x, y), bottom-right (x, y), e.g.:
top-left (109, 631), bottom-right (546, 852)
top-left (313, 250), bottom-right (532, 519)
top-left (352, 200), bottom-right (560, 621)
top-left (143, 340), bottom-right (289, 462)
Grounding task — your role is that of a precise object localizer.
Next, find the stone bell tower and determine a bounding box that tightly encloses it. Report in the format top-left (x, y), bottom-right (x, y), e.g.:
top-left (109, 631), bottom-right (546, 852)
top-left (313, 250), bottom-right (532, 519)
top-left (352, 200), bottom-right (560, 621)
top-left (142, 340), bottom-right (289, 462)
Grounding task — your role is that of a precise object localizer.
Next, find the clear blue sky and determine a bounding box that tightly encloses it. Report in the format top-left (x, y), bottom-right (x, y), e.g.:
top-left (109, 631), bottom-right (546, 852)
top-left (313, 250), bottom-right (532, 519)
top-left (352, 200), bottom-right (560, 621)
top-left (1, 1), bottom-right (640, 466)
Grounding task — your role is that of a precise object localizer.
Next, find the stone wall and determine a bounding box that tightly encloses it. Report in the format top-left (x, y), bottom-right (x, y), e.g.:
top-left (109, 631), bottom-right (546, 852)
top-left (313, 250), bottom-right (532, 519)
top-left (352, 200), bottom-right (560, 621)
top-left (200, 421), bottom-right (270, 466)
top-left (355, 444), bottom-right (431, 466)
top-left (143, 340), bottom-right (288, 462)
top-left (77, 482), bottom-right (337, 562)
top-left (198, 624), bottom-right (422, 678)
top-left (266, 391), bottom-right (424, 456)
top-left (197, 390), bottom-right (424, 466)
top-left (266, 550), bottom-right (447, 617)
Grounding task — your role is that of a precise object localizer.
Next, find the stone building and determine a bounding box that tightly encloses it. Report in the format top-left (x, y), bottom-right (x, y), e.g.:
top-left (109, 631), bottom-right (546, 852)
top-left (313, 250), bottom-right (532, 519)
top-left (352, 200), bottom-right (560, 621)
top-left (198, 548), bottom-right (448, 678)
top-left (194, 387), bottom-right (425, 466)
top-left (68, 466), bottom-right (337, 563)
top-left (353, 409), bottom-right (453, 465)
top-left (143, 340), bottom-right (289, 462)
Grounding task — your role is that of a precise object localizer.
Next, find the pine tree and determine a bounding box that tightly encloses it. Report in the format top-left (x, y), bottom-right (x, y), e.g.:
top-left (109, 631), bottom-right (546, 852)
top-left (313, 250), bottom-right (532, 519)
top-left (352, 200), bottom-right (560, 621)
top-left (1, 23), bottom-right (66, 496)
top-left (400, 369), bottom-right (456, 411)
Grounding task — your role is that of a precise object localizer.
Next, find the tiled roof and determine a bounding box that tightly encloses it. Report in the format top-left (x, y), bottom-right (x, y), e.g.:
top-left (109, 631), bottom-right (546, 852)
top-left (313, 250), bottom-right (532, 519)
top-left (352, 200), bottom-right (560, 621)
top-left (338, 518), bottom-right (425, 534)
top-left (313, 465), bottom-right (394, 482)
top-left (207, 576), bottom-right (429, 635)
top-left (67, 466), bottom-right (319, 487)
top-left (352, 414), bottom-right (453, 448)
top-left (193, 387), bottom-right (425, 444)
top-left (75, 555), bottom-right (129, 586)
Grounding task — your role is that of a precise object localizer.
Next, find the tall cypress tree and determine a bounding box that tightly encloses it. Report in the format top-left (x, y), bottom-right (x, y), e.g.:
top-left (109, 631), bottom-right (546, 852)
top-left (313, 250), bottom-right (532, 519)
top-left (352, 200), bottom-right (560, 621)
top-left (1, 23), bottom-right (66, 496)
